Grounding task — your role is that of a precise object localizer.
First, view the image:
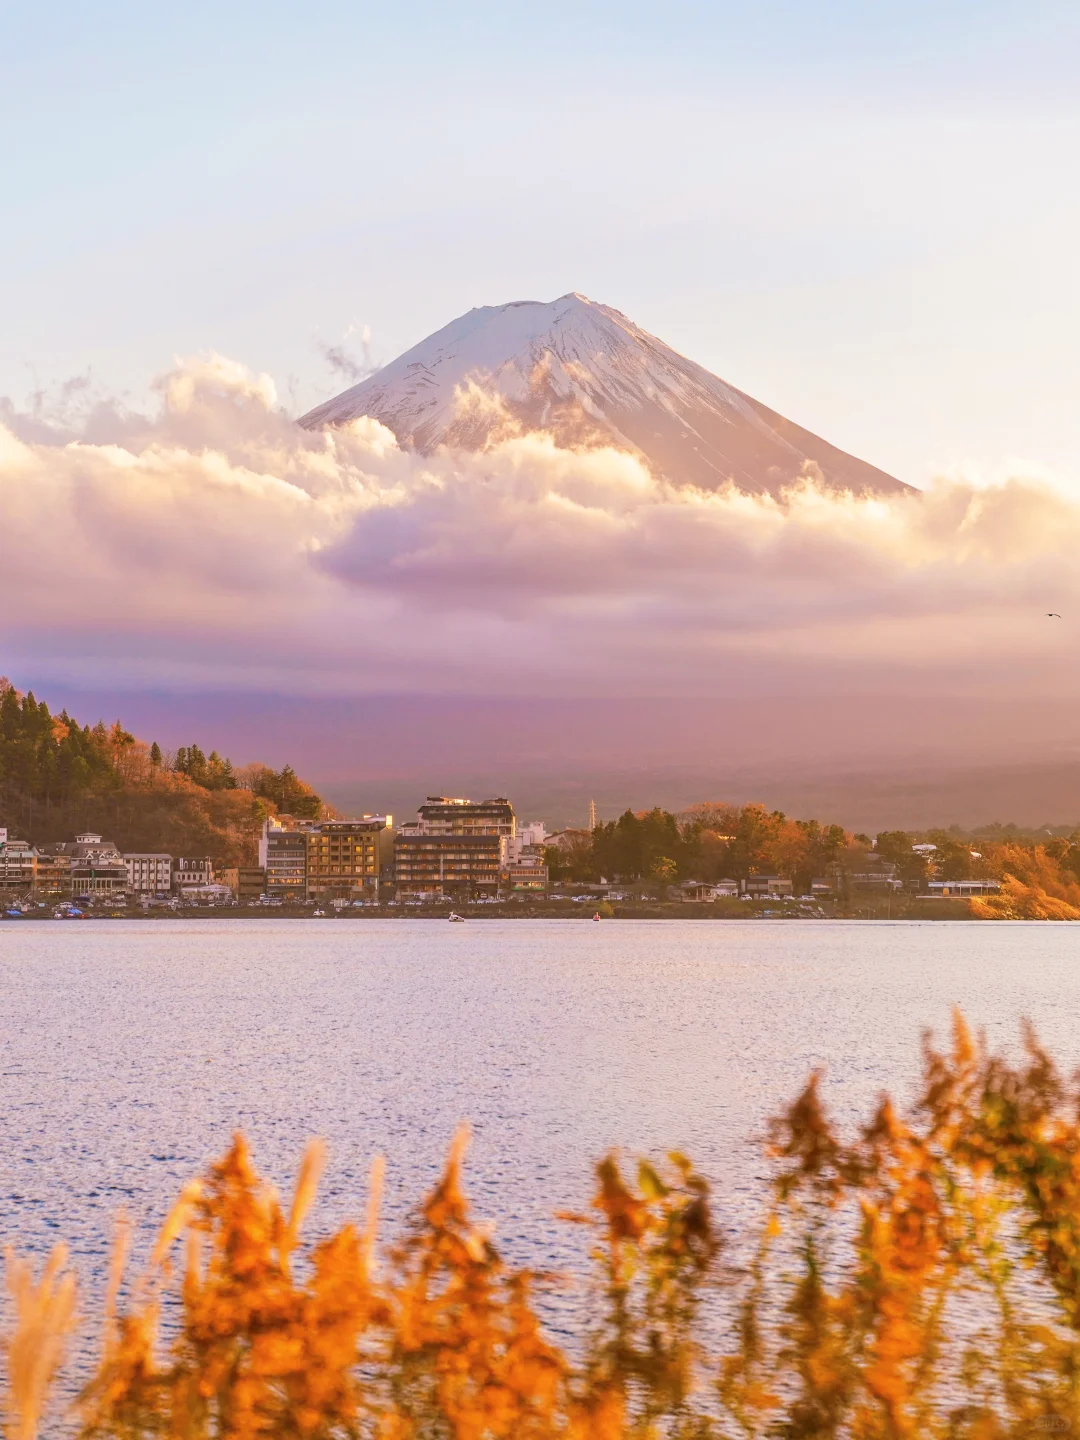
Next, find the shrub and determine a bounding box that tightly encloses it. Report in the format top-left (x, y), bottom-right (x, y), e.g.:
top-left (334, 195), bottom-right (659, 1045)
top-left (970, 873), bottom-right (1080, 920)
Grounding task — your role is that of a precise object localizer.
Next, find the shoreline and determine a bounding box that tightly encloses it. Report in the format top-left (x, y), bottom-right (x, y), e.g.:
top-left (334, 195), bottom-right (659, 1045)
top-left (1, 898), bottom-right (978, 922)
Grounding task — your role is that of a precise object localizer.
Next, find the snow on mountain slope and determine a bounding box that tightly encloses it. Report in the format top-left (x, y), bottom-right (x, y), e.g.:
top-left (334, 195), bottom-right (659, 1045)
top-left (299, 293), bottom-right (908, 496)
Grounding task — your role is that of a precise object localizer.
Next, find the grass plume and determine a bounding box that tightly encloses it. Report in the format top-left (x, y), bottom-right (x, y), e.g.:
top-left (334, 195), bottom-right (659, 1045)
top-left (7, 1015), bottom-right (1080, 1435)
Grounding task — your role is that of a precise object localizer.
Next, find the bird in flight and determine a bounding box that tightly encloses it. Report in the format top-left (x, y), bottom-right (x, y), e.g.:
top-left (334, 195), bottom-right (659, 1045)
top-left (1048, 612), bottom-right (1063, 618)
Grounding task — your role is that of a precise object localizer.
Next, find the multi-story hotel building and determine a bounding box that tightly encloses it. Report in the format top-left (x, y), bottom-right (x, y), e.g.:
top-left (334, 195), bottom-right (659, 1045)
top-left (0, 829), bottom-right (36, 896)
top-left (414, 796), bottom-right (515, 838)
top-left (395, 832), bottom-right (503, 898)
top-left (34, 845), bottom-right (73, 896)
top-left (394, 797), bottom-right (515, 900)
top-left (261, 825), bottom-right (310, 900)
top-left (305, 817), bottom-right (394, 901)
top-left (70, 834), bottom-right (128, 898)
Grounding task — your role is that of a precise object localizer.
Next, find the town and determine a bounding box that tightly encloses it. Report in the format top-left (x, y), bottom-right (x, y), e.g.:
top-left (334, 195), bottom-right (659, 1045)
top-left (0, 793), bottom-right (1005, 915)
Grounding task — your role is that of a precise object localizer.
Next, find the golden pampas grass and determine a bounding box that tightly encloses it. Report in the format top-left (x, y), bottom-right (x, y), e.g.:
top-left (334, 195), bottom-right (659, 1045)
top-left (4, 1246), bottom-right (76, 1440)
top-left (7, 1021), bottom-right (1080, 1435)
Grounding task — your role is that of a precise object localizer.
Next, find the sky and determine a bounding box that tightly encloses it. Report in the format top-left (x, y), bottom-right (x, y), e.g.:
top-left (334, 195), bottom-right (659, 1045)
top-left (5, 1), bottom-right (1080, 808)
top-left (4, 0), bottom-right (1080, 482)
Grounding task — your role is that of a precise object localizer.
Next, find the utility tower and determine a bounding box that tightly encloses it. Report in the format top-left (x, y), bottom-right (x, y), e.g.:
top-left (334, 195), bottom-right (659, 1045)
top-left (589, 798), bottom-right (597, 831)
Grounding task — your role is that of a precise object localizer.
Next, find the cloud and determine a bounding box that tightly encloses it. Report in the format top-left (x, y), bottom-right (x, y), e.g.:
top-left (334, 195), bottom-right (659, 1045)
top-left (2, 353), bottom-right (1079, 698)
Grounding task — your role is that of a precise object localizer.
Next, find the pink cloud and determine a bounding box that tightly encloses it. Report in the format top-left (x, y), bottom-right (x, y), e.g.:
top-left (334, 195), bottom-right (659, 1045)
top-left (2, 354), bottom-right (1079, 699)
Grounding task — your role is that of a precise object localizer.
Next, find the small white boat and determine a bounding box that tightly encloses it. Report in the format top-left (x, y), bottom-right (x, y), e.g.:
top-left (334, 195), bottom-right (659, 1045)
top-left (448, 911), bottom-right (465, 923)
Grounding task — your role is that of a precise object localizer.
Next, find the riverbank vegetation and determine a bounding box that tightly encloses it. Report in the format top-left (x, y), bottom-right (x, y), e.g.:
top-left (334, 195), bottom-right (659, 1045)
top-left (0, 678), bottom-right (324, 865)
top-left (8, 1016), bottom-right (1080, 1436)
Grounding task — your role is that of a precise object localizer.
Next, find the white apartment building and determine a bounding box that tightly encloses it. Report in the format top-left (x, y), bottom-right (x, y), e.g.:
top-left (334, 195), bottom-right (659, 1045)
top-left (504, 821), bottom-right (547, 863)
top-left (500, 820), bottom-right (549, 892)
top-left (123, 853), bottom-right (173, 895)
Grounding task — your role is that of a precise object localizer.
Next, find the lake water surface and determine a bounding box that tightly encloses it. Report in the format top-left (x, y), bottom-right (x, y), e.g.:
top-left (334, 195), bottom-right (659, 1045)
top-left (1, 918), bottom-right (1078, 1298)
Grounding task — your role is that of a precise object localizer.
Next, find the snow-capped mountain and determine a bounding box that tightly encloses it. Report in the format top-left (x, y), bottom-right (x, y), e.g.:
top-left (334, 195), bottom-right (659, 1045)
top-left (299, 293), bottom-right (907, 496)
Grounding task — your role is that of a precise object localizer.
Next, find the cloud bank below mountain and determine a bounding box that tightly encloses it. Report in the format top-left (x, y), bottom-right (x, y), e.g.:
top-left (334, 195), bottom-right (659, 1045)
top-left (2, 354), bottom-right (1078, 700)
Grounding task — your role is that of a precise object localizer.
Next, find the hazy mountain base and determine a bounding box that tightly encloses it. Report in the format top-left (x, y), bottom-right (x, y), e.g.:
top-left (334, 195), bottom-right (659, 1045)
top-left (38, 689), bottom-right (1080, 835)
top-left (327, 758), bottom-right (1080, 838)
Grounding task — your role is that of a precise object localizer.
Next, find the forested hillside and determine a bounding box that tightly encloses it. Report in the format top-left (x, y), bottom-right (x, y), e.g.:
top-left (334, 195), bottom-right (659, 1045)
top-left (0, 679), bottom-right (325, 864)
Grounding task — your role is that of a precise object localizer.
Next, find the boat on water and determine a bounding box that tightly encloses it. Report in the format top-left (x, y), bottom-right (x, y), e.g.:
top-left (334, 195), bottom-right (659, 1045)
top-left (592, 912), bottom-right (602, 922)
top-left (448, 912), bottom-right (465, 923)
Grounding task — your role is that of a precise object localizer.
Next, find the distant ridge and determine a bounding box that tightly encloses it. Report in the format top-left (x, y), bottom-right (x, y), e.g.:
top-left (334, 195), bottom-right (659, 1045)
top-left (300, 293), bottom-right (908, 497)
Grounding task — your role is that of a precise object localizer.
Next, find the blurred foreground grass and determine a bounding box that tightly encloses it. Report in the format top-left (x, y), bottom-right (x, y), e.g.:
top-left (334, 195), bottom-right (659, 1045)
top-left (7, 1015), bottom-right (1080, 1438)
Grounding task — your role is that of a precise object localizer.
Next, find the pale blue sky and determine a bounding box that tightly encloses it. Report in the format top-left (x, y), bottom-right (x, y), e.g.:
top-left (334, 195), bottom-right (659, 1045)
top-left (4, 0), bottom-right (1080, 482)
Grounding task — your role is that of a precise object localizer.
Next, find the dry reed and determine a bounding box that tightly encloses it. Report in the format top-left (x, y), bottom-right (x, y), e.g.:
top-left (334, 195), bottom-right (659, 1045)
top-left (5, 1014), bottom-right (1080, 1437)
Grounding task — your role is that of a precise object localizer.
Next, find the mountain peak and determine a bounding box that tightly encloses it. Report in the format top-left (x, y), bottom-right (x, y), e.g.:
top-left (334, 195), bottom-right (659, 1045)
top-left (299, 296), bottom-right (908, 497)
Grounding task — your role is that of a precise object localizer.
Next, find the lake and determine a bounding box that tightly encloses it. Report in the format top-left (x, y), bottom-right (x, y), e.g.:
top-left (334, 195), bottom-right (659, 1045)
top-left (1, 918), bottom-right (1078, 1306)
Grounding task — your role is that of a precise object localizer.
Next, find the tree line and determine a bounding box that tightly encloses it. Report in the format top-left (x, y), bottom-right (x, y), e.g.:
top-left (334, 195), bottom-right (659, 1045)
top-left (545, 801), bottom-right (1080, 903)
top-left (545, 802), bottom-right (851, 891)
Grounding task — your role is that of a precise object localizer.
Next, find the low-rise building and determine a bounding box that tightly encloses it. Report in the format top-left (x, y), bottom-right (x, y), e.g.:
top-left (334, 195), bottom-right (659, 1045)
top-left (173, 857), bottom-right (214, 894)
top-left (502, 854), bottom-right (549, 893)
top-left (920, 879), bottom-right (1002, 898)
top-left (124, 853), bottom-right (173, 896)
top-left (180, 883), bottom-right (233, 904)
top-left (237, 866), bottom-right (266, 902)
top-left (668, 879), bottom-right (739, 902)
top-left (741, 874), bottom-right (794, 898)
top-left (670, 880), bottom-right (717, 902)
top-left (844, 860), bottom-right (902, 892)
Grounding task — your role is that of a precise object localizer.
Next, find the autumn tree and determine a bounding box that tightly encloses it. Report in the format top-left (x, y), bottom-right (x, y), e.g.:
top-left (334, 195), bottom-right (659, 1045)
top-left (0, 682), bottom-right (323, 863)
